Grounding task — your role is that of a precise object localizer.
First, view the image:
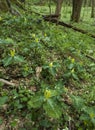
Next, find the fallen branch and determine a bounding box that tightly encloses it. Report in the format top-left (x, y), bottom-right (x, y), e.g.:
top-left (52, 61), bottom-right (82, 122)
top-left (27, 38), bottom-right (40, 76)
top-left (0, 78), bottom-right (17, 86)
top-left (43, 17), bottom-right (95, 39)
top-left (85, 54), bottom-right (95, 62)
top-left (81, 51), bottom-right (95, 62)
top-left (28, 11), bottom-right (95, 38)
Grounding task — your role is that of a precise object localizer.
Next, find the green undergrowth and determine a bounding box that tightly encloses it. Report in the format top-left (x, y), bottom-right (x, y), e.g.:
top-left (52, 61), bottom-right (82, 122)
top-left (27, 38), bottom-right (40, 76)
top-left (0, 12), bottom-right (95, 130)
top-left (31, 4), bottom-right (95, 34)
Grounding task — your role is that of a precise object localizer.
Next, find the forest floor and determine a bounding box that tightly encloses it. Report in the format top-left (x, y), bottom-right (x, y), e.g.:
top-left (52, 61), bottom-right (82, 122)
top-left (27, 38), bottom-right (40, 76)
top-left (0, 4), bottom-right (95, 130)
top-left (31, 5), bottom-right (95, 34)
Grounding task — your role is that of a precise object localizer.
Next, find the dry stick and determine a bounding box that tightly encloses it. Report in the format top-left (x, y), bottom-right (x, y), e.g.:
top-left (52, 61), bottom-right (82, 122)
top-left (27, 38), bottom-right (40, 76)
top-left (85, 54), bottom-right (95, 62)
top-left (81, 51), bottom-right (95, 62)
top-left (0, 78), bottom-right (17, 86)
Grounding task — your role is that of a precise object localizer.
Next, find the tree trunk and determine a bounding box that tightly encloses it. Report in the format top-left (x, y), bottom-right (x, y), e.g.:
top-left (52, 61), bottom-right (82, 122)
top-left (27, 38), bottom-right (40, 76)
top-left (0, 0), bottom-right (24, 15)
top-left (71, 0), bottom-right (83, 22)
top-left (55, 0), bottom-right (64, 16)
top-left (6, 0), bottom-right (12, 12)
top-left (91, 0), bottom-right (95, 18)
top-left (0, 0), bottom-right (9, 12)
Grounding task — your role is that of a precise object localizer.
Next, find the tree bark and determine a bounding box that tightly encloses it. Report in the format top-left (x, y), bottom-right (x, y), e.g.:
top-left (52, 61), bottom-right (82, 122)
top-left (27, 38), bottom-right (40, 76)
top-left (6, 0), bottom-right (12, 12)
top-left (0, 0), bottom-right (24, 13)
top-left (0, 0), bottom-right (9, 12)
top-left (91, 0), bottom-right (95, 18)
top-left (71, 0), bottom-right (83, 22)
top-left (55, 0), bottom-right (64, 16)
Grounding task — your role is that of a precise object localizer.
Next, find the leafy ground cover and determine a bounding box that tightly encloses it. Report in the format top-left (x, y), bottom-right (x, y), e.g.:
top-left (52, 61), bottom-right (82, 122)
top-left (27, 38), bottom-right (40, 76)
top-left (0, 9), bottom-right (95, 130)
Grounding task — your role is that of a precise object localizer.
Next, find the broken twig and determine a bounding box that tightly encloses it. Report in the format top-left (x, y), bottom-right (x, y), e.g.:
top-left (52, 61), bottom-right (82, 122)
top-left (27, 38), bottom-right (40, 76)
top-left (0, 78), bottom-right (17, 86)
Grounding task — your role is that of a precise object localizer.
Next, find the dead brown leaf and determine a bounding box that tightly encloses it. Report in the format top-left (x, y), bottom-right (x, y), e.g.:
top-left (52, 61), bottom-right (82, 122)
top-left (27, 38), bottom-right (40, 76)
top-left (36, 67), bottom-right (42, 79)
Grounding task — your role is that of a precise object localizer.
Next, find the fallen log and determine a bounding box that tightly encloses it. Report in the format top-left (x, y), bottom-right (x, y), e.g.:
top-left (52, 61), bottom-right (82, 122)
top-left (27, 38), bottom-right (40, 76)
top-left (43, 16), bottom-right (95, 39)
top-left (26, 10), bottom-right (95, 38)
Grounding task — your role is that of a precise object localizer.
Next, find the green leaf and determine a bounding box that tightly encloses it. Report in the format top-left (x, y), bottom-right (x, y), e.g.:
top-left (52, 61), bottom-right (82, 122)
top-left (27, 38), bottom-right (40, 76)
top-left (0, 82), bottom-right (4, 87)
top-left (47, 89), bottom-right (59, 97)
top-left (0, 118), bottom-right (3, 125)
top-left (10, 119), bottom-right (18, 127)
top-left (43, 99), bottom-right (62, 119)
top-left (14, 55), bottom-right (25, 63)
top-left (71, 95), bottom-right (85, 111)
top-left (80, 113), bottom-right (89, 121)
top-left (69, 63), bottom-right (74, 69)
top-left (49, 68), bottom-right (56, 76)
top-left (0, 96), bottom-right (8, 106)
top-left (0, 38), bottom-right (14, 45)
top-left (27, 95), bottom-right (43, 109)
top-left (91, 118), bottom-right (95, 126)
top-left (40, 120), bottom-right (51, 127)
top-left (83, 106), bottom-right (95, 116)
top-left (72, 73), bottom-right (79, 80)
top-left (2, 56), bottom-right (13, 66)
top-left (5, 38), bottom-right (14, 44)
top-left (64, 72), bottom-right (71, 78)
top-left (0, 39), bottom-right (5, 44)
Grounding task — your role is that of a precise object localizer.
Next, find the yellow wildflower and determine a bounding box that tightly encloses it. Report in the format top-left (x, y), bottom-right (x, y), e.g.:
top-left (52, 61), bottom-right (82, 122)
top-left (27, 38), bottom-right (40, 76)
top-left (35, 38), bottom-right (39, 43)
top-left (68, 56), bottom-right (71, 60)
top-left (10, 49), bottom-right (15, 57)
top-left (64, 87), bottom-right (68, 93)
top-left (84, 121), bottom-right (87, 125)
top-left (78, 50), bottom-right (80, 54)
top-left (49, 62), bottom-right (53, 68)
top-left (90, 113), bottom-right (95, 118)
top-left (71, 68), bottom-right (74, 73)
top-left (24, 66), bottom-right (29, 71)
top-left (44, 90), bottom-right (51, 99)
top-left (24, 18), bottom-right (27, 22)
top-left (80, 62), bottom-right (83, 65)
top-left (32, 33), bottom-right (36, 38)
top-left (0, 16), bottom-right (3, 21)
top-left (13, 16), bottom-right (16, 19)
top-left (71, 58), bottom-right (75, 63)
top-left (63, 35), bottom-right (66, 38)
top-left (44, 33), bottom-right (47, 37)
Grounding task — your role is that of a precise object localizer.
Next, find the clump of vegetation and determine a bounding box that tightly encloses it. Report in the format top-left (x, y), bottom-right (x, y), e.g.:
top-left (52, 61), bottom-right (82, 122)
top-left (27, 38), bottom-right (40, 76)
top-left (0, 1), bottom-right (95, 130)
